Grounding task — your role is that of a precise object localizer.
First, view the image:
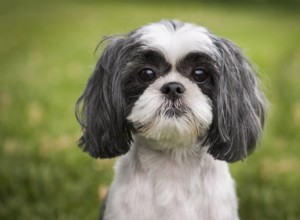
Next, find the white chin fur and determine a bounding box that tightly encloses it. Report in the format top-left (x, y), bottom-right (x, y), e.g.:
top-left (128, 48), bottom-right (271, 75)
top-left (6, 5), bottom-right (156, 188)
top-left (127, 72), bottom-right (213, 147)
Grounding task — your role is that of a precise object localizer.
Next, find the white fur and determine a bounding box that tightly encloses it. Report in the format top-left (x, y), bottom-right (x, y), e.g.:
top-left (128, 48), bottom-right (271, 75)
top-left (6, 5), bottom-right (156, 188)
top-left (103, 136), bottom-right (239, 220)
top-left (136, 21), bottom-right (217, 64)
top-left (127, 72), bottom-right (213, 147)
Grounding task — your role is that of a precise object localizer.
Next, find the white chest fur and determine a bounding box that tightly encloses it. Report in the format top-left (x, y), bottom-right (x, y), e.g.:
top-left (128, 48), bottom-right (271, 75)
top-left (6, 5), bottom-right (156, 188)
top-left (103, 137), bottom-right (239, 220)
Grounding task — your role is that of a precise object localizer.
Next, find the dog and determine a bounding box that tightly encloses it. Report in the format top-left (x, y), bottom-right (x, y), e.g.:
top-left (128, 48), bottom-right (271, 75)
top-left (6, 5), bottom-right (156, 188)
top-left (76, 20), bottom-right (266, 220)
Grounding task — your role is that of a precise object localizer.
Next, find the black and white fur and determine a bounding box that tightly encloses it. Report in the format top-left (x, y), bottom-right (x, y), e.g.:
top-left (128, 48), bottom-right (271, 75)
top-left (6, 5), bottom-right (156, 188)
top-left (76, 20), bottom-right (266, 220)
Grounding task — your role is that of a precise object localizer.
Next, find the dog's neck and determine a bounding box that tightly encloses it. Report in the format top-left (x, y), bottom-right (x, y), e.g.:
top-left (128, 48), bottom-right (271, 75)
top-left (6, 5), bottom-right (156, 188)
top-left (122, 135), bottom-right (222, 179)
top-left (138, 134), bottom-right (204, 156)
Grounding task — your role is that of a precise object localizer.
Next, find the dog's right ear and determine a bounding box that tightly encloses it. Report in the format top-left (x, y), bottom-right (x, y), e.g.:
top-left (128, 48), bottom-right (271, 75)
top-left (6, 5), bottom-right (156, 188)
top-left (75, 37), bottom-right (133, 158)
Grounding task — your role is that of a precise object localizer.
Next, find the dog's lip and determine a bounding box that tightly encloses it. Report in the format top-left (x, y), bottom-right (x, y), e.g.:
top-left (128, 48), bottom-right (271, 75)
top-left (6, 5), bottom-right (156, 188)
top-left (165, 107), bottom-right (184, 117)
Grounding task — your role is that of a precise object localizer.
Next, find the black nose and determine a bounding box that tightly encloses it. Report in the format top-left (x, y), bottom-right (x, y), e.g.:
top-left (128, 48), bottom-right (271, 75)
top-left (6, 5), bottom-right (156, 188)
top-left (160, 82), bottom-right (185, 100)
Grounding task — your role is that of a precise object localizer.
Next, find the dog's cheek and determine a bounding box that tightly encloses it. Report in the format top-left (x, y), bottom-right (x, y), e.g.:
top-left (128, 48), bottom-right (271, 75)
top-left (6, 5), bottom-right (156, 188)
top-left (126, 84), bottom-right (164, 130)
top-left (183, 80), bottom-right (214, 133)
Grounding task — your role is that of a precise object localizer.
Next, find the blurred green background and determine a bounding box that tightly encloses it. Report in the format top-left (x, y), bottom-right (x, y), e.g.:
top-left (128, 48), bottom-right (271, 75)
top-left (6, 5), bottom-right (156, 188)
top-left (0, 0), bottom-right (300, 219)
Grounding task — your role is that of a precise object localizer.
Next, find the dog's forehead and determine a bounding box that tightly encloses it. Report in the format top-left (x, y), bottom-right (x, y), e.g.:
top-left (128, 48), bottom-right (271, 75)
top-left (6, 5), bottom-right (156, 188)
top-left (135, 21), bottom-right (217, 64)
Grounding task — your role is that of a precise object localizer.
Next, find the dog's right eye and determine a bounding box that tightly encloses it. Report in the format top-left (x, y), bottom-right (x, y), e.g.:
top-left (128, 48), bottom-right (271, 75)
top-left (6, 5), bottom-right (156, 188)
top-left (138, 68), bottom-right (156, 83)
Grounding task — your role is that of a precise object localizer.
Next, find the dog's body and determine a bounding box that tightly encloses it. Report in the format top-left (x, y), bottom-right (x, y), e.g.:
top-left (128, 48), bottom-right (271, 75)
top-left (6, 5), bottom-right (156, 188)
top-left (76, 20), bottom-right (266, 220)
top-left (103, 136), bottom-right (238, 220)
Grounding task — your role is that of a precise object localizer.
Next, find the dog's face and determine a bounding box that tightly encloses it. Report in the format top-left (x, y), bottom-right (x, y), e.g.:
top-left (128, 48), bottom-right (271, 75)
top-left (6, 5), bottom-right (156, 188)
top-left (76, 20), bottom-right (266, 162)
top-left (125, 22), bottom-right (218, 147)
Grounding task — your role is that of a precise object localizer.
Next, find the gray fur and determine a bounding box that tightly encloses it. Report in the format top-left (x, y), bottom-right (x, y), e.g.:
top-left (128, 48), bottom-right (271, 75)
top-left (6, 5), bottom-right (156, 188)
top-left (206, 36), bottom-right (266, 162)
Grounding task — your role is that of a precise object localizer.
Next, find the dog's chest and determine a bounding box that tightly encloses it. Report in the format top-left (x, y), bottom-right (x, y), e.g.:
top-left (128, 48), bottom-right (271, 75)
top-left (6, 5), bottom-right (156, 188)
top-left (103, 148), bottom-right (239, 220)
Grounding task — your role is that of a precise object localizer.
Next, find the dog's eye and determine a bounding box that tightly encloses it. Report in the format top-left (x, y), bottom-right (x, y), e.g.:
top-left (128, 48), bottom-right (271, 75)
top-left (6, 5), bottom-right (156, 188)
top-left (139, 68), bottom-right (156, 82)
top-left (191, 68), bottom-right (209, 83)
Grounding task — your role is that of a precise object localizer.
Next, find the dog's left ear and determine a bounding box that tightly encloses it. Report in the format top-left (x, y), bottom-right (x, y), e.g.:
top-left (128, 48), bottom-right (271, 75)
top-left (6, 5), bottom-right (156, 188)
top-left (75, 37), bottom-right (133, 158)
top-left (207, 37), bottom-right (267, 162)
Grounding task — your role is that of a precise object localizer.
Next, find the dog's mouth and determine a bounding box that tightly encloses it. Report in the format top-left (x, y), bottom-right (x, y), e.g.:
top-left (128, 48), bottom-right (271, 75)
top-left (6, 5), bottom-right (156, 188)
top-left (160, 100), bottom-right (189, 118)
top-left (165, 107), bottom-right (184, 117)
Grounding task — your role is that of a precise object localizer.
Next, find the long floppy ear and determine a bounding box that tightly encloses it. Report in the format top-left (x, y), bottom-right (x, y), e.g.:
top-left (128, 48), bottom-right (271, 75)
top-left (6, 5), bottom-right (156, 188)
top-left (75, 37), bottom-right (133, 158)
top-left (207, 37), bottom-right (267, 162)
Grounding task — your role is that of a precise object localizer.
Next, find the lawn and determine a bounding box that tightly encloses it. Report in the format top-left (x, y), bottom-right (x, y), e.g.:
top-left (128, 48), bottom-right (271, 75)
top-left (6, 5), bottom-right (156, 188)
top-left (0, 0), bottom-right (299, 219)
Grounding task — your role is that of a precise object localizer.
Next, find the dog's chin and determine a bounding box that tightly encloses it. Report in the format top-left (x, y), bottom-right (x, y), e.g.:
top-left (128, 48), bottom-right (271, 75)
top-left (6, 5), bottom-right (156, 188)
top-left (134, 110), bottom-right (207, 149)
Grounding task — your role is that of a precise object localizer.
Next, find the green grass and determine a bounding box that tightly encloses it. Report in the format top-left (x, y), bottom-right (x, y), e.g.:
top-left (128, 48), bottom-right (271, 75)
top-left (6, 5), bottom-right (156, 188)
top-left (0, 1), bottom-right (299, 219)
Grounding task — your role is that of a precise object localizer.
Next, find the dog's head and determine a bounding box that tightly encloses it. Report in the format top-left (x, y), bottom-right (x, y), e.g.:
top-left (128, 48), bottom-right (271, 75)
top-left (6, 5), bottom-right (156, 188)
top-left (76, 20), bottom-right (266, 162)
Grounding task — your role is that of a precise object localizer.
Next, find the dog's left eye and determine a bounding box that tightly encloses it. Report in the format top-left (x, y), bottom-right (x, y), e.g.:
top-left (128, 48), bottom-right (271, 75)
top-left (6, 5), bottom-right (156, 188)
top-left (191, 68), bottom-right (209, 84)
top-left (138, 68), bottom-right (156, 83)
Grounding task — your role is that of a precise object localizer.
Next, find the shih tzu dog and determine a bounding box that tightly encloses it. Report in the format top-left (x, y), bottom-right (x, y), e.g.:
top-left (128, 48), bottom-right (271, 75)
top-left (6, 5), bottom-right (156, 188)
top-left (76, 20), bottom-right (266, 220)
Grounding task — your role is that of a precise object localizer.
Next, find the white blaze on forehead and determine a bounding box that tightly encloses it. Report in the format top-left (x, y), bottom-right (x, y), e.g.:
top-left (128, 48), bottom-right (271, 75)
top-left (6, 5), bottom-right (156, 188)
top-left (136, 22), bottom-right (217, 64)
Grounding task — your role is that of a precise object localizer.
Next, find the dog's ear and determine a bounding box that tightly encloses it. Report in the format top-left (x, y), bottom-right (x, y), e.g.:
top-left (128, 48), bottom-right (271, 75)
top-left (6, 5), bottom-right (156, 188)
top-left (206, 37), bottom-right (267, 162)
top-left (75, 37), bottom-right (133, 158)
